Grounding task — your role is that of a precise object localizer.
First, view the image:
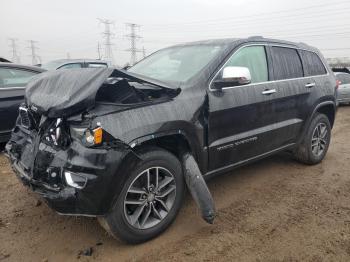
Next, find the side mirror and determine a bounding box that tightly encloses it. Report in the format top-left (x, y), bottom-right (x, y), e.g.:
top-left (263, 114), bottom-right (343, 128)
top-left (212, 66), bottom-right (252, 90)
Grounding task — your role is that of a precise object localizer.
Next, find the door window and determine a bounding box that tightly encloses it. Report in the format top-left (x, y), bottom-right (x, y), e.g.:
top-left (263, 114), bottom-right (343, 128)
top-left (58, 63), bottom-right (82, 69)
top-left (0, 68), bottom-right (39, 88)
top-left (87, 63), bottom-right (108, 68)
top-left (271, 47), bottom-right (303, 80)
top-left (221, 46), bottom-right (268, 84)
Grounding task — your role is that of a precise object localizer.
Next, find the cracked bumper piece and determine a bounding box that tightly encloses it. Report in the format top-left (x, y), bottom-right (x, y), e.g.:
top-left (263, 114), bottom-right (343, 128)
top-left (7, 134), bottom-right (130, 216)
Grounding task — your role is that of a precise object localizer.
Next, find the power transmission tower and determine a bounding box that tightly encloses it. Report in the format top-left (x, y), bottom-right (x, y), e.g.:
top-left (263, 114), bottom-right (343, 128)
top-left (27, 40), bottom-right (41, 65)
top-left (98, 18), bottom-right (115, 65)
top-left (8, 38), bottom-right (21, 63)
top-left (97, 42), bottom-right (102, 60)
top-left (125, 23), bottom-right (142, 65)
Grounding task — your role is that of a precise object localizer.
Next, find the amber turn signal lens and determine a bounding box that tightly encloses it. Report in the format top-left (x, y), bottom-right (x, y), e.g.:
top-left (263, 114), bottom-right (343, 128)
top-left (93, 127), bottom-right (103, 144)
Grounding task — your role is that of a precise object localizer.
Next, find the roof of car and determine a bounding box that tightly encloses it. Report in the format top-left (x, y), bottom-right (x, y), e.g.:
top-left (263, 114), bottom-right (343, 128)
top-left (46, 59), bottom-right (109, 64)
top-left (175, 36), bottom-right (316, 51)
top-left (0, 62), bottom-right (46, 72)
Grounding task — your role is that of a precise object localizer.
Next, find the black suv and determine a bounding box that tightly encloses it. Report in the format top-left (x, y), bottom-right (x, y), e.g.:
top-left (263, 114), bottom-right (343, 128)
top-left (6, 37), bottom-right (337, 243)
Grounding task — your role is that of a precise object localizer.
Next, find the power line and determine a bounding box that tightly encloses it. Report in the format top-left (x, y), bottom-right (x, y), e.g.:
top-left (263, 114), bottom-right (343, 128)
top-left (98, 18), bottom-right (115, 65)
top-left (125, 23), bottom-right (142, 65)
top-left (146, 0), bottom-right (350, 28)
top-left (8, 38), bottom-right (20, 63)
top-left (27, 40), bottom-right (41, 65)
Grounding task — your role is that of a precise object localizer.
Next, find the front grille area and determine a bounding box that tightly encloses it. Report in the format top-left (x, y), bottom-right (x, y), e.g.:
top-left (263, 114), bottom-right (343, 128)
top-left (19, 106), bottom-right (31, 129)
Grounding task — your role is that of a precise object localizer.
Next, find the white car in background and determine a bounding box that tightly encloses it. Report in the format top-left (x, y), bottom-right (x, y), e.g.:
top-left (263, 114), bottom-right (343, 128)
top-left (335, 72), bottom-right (350, 104)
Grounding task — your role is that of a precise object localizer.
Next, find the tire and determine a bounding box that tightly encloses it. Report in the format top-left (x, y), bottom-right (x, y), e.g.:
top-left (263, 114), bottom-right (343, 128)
top-left (99, 147), bottom-right (185, 244)
top-left (294, 113), bottom-right (331, 165)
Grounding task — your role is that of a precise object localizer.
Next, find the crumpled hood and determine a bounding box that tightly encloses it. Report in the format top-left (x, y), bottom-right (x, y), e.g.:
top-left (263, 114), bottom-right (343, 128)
top-left (25, 68), bottom-right (174, 118)
top-left (26, 68), bottom-right (114, 118)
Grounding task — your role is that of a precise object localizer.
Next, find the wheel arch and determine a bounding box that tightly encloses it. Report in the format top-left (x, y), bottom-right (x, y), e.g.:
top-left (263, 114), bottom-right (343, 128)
top-left (315, 103), bottom-right (336, 128)
top-left (297, 101), bottom-right (336, 145)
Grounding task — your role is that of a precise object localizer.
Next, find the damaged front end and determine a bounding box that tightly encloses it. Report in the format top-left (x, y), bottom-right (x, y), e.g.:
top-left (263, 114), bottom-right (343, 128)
top-left (5, 68), bottom-right (177, 216)
top-left (6, 106), bottom-right (133, 215)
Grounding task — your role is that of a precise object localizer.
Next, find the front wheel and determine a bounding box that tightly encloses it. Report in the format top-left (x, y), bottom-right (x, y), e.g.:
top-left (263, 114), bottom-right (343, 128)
top-left (99, 147), bottom-right (185, 244)
top-left (294, 113), bottom-right (331, 165)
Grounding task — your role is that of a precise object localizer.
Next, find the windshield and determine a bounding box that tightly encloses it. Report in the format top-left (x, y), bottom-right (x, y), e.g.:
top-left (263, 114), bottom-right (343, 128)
top-left (128, 44), bottom-right (223, 83)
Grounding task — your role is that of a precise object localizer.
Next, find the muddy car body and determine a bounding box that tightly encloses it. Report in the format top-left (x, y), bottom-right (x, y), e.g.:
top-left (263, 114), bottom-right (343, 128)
top-left (6, 37), bottom-right (337, 243)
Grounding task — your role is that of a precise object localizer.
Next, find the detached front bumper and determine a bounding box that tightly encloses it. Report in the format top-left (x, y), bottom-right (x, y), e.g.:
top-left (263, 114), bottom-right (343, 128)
top-left (7, 128), bottom-right (132, 216)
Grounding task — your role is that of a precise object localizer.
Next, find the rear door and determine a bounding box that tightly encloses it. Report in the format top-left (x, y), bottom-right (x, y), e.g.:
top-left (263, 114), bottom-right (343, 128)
top-left (266, 46), bottom-right (313, 147)
top-left (0, 67), bottom-right (39, 141)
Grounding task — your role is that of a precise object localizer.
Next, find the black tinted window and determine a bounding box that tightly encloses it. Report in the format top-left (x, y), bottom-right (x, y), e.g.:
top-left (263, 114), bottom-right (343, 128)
top-left (299, 50), bottom-right (327, 76)
top-left (271, 47), bottom-right (303, 80)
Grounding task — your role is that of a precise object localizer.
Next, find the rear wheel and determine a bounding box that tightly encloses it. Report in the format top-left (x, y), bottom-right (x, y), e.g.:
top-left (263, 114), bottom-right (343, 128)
top-left (294, 113), bottom-right (331, 165)
top-left (99, 147), bottom-right (185, 244)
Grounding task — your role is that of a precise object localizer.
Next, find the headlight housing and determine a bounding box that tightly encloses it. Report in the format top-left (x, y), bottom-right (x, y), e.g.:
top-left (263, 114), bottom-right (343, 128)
top-left (70, 126), bottom-right (104, 147)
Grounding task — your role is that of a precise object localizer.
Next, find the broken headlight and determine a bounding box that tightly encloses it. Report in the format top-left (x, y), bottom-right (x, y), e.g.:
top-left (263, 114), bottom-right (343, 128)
top-left (70, 126), bottom-right (103, 147)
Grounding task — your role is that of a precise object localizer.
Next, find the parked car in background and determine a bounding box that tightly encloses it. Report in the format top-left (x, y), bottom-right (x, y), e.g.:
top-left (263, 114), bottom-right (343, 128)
top-left (41, 59), bottom-right (109, 70)
top-left (6, 37), bottom-right (337, 243)
top-left (335, 72), bottom-right (350, 104)
top-left (0, 63), bottom-right (46, 144)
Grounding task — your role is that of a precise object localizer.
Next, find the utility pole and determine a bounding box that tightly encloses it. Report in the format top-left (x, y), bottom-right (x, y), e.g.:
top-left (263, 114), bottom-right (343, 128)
top-left (142, 46), bottom-right (146, 58)
top-left (66, 52), bottom-right (71, 59)
top-left (27, 40), bottom-right (41, 65)
top-left (98, 18), bottom-right (115, 65)
top-left (97, 42), bottom-right (102, 60)
top-left (125, 23), bottom-right (142, 65)
top-left (8, 38), bottom-right (21, 63)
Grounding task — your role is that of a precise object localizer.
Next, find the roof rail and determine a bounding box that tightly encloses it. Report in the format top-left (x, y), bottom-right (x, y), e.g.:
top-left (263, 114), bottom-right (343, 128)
top-left (247, 36), bottom-right (264, 40)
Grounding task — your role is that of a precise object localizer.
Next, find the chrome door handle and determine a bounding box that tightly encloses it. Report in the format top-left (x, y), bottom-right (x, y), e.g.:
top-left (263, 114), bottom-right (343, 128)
top-left (305, 83), bottom-right (316, 88)
top-left (262, 89), bottom-right (276, 95)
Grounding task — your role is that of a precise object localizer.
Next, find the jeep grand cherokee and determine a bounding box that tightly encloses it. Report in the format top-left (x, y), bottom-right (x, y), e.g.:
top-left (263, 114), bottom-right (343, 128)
top-left (6, 37), bottom-right (337, 243)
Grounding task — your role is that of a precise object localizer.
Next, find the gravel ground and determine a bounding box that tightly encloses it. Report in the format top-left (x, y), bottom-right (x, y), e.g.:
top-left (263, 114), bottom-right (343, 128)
top-left (1, 106), bottom-right (350, 262)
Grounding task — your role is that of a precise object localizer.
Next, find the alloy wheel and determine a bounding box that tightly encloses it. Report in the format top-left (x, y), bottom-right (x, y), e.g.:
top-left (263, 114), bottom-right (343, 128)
top-left (311, 122), bottom-right (328, 157)
top-left (124, 167), bottom-right (176, 229)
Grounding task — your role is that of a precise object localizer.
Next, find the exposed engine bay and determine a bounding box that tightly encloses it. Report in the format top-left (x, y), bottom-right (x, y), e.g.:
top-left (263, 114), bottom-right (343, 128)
top-left (96, 77), bottom-right (174, 105)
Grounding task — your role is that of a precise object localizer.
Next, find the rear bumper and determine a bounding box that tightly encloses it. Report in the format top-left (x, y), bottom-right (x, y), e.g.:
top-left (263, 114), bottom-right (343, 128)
top-left (6, 127), bottom-right (133, 216)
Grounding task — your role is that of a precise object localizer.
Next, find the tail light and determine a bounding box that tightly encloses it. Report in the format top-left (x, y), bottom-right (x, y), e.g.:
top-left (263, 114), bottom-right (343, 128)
top-left (336, 80), bottom-right (341, 89)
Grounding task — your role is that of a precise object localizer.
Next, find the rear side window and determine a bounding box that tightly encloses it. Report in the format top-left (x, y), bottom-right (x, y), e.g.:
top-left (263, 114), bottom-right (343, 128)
top-left (0, 68), bottom-right (38, 88)
top-left (271, 47), bottom-right (303, 80)
top-left (223, 46), bottom-right (268, 83)
top-left (299, 50), bottom-right (327, 76)
top-left (336, 73), bottom-right (350, 84)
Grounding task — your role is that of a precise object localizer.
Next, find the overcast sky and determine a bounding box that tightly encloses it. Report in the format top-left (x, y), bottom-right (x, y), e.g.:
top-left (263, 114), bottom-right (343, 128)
top-left (1, 0), bottom-right (349, 66)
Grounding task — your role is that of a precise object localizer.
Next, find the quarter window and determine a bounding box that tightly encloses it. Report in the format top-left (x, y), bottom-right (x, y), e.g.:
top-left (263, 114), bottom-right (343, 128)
top-left (221, 46), bottom-right (268, 84)
top-left (299, 50), bottom-right (327, 76)
top-left (0, 68), bottom-right (39, 88)
top-left (271, 47), bottom-right (303, 80)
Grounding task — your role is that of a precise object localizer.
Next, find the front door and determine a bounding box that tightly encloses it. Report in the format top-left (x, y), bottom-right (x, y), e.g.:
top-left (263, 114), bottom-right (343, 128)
top-left (208, 45), bottom-right (279, 171)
